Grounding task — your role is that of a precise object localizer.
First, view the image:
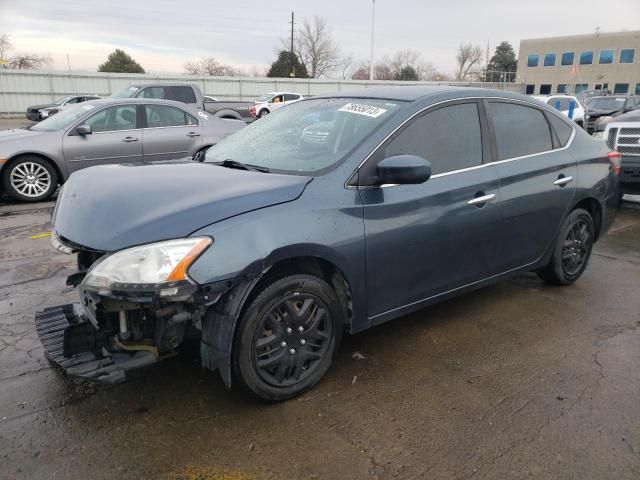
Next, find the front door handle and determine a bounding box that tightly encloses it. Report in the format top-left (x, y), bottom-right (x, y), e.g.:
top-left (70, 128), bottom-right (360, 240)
top-left (186, 132), bottom-right (201, 137)
top-left (122, 136), bottom-right (139, 143)
top-left (553, 175), bottom-right (573, 186)
top-left (467, 193), bottom-right (496, 206)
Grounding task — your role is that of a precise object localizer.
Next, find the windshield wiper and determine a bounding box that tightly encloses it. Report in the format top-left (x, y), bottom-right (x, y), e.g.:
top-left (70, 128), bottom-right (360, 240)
top-left (213, 159), bottom-right (270, 173)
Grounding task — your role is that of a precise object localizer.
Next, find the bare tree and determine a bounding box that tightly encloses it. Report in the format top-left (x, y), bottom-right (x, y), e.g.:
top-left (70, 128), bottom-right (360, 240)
top-left (0, 34), bottom-right (12, 60)
top-left (456, 43), bottom-right (483, 80)
top-left (183, 57), bottom-right (240, 76)
top-left (338, 53), bottom-right (355, 79)
top-left (296, 16), bottom-right (341, 78)
top-left (9, 53), bottom-right (52, 70)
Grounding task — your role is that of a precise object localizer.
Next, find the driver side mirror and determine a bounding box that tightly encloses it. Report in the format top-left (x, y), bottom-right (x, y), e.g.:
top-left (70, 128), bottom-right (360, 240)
top-left (376, 155), bottom-right (431, 185)
top-left (76, 124), bottom-right (92, 136)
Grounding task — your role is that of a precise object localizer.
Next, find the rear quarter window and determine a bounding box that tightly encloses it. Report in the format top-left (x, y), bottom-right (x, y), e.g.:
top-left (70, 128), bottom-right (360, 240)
top-left (547, 114), bottom-right (574, 147)
top-left (488, 102), bottom-right (553, 160)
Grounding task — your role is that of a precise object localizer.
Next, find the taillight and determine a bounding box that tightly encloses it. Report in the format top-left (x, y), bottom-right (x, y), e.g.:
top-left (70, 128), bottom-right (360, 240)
top-left (607, 151), bottom-right (621, 176)
top-left (249, 105), bottom-right (256, 117)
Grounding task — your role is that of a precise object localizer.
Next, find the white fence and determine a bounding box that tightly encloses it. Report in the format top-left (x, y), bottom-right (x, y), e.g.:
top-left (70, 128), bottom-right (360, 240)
top-left (0, 69), bottom-right (524, 116)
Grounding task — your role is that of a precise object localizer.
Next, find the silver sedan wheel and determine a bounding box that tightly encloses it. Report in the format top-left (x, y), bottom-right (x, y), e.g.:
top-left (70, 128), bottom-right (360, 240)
top-left (10, 162), bottom-right (51, 198)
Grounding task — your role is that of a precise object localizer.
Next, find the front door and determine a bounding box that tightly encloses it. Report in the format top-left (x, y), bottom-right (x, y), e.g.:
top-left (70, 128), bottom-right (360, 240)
top-left (359, 101), bottom-right (503, 321)
top-left (486, 101), bottom-right (577, 270)
top-left (63, 104), bottom-right (143, 173)
top-left (142, 104), bottom-right (202, 161)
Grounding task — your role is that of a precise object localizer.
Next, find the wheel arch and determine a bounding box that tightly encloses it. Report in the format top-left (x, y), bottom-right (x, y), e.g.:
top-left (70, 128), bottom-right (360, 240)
top-left (213, 110), bottom-right (243, 121)
top-left (571, 197), bottom-right (603, 241)
top-left (3, 152), bottom-right (65, 186)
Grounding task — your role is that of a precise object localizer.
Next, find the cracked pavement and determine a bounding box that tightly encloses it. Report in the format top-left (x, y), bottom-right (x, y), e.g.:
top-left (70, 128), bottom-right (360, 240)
top-left (1, 192), bottom-right (639, 479)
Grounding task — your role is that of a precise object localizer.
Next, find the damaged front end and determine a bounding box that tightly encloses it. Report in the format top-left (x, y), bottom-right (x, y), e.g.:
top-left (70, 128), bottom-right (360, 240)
top-left (36, 234), bottom-right (218, 384)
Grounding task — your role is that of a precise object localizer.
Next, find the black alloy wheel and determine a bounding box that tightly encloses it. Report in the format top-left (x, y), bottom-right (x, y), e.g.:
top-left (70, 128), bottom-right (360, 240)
top-left (232, 274), bottom-right (343, 401)
top-left (537, 208), bottom-right (594, 285)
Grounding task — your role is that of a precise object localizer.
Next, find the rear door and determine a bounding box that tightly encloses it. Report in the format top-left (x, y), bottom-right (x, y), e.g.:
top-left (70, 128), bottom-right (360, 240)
top-left (141, 104), bottom-right (202, 161)
top-left (487, 101), bottom-right (577, 270)
top-left (63, 104), bottom-right (143, 173)
top-left (360, 101), bottom-right (503, 320)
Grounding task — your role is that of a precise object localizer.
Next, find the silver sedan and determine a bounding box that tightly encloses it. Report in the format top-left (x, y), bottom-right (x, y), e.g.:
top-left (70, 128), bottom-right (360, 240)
top-left (0, 98), bottom-right (245, 202)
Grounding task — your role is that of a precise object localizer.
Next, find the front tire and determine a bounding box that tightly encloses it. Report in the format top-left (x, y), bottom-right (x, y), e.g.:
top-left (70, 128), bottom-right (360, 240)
top-left (257, 109), bottom-right (269, 118)
top-left (537, 208), bottom-right (594, 285)
top-left (232, 274), bottom-right (343, 402)
top-left (2, 156), bottom-right (58, 202)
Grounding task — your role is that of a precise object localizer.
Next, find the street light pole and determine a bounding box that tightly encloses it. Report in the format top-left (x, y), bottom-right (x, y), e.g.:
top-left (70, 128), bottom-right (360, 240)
top-left (369, 0), bottom-right (376, 81)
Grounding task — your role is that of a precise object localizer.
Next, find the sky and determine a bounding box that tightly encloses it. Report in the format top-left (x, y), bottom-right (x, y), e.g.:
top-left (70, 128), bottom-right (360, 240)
top-left (1, 0), bottom-right (639, 76)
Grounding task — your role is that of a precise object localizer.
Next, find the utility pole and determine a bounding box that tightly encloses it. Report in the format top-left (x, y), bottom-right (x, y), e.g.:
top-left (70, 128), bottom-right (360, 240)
top-left (369, 0), bottom-right (376, 81)
top-left (289, 11), bottom-right (295, 78)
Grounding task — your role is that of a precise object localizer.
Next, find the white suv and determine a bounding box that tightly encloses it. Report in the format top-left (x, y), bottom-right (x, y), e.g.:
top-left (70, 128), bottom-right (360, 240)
top-left (533, 94), bottom-right (585, 128)
top-left (250, 92), bottom-right (304, 119)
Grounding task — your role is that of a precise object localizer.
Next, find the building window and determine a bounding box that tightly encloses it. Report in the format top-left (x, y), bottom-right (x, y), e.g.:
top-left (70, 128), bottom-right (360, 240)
top-left (525, 84), bottom-right (535, 94)
top-left (543, 53), bottom-right (556, 67)
top-left (575, 83), bottom-right (588, 93)
top-left (580, 51), bottom-right (594, 65)
top-left (557, 84), bottom-right (569, 93)
top-left (599, 49), bottom-right (615, 64)
top-left (636, 84), bottom-right (640, 95)
top-left (620, 49), bottom-right (635, 64)
top-left (527, 54), bottom-right (539, 67)
top-left (614, 83), bottom-right (629, 94)
top-left (540, 84), bottom-right (552, 95)
top-left (561, 52), bottom-right (575, 66)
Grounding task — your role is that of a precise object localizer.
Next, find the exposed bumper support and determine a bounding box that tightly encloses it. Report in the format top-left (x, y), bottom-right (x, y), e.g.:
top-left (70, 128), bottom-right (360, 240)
top-left (35, 304), bottom-right (157, 384)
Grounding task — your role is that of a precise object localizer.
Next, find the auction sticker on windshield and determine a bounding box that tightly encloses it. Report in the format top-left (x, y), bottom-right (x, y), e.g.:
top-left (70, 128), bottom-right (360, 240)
top-left (339, 103), bottom-right (387, 118)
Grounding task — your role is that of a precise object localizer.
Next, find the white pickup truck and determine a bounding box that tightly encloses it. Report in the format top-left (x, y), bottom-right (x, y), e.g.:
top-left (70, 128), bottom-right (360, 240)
top-left (604, 112), bottom-right (640, 195)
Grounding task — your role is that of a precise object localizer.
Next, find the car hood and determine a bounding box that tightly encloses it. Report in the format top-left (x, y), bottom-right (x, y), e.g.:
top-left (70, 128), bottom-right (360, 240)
top-left (587, 108), bottom-right (621, 117)
top-left (27, 103), bottom-right (56, 111)
top-left (0, 128), bottom-right (49, 142)
top-left (53, 162), bottom-right (312, 252)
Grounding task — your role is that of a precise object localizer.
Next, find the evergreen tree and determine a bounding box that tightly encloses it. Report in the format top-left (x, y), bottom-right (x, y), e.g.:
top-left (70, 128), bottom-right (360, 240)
top-left (98, 49), bottom-right (145, 74)
top-left (485, 41), bottom-right (517, 82)
top-left (267, 51), bottom-right (308, 78)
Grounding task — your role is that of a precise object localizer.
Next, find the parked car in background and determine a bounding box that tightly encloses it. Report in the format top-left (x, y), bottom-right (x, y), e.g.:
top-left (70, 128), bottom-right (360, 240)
top-left (577, 89), bottom-right (610, 106)
top-left (1, 98), bottom-right (244, 202)
top-left (249, 92), bottom-right (304, 118)
top-left (604, 114), bottom-right (640, 195)
top-left (533, 94), bottom-right (585, 127)
top-left (38, 87), bottom-right (619, 401)
top-left (26, 95), bottom-right (101, 122)
top-left (110, 83), bottom-right (254, 122)
top-left (584, 95), bottom-right (640, 134)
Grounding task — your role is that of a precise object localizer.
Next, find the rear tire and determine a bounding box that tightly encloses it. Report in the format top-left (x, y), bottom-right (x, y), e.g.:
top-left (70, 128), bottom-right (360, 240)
top-left (232, 274), bottom-right (343, 402)
top-left (257, 109), bottom-right (269, 118)
top-left (2, 156), bottom-right (58, 202)
top-left (537, 208), bottom-right (594, 285)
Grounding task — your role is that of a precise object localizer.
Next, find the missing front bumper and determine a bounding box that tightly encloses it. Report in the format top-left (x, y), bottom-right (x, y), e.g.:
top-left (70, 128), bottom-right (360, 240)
top-left (35, 304), bottom-right (157, 384)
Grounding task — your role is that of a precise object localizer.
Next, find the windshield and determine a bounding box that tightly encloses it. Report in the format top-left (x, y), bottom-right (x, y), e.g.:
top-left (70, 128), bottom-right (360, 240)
top-left (588, 98), bottom-right (626, 110)
top-left (110, 86), bottom-right (140, 98)
top-left (255, 94), bottom-right (273, 103)
top-left (205, 97), bottom-right (402, 174)
top-left (31, 103), bottom-right (95, 131)
top-left (54, 96), bottom-right (72, 105)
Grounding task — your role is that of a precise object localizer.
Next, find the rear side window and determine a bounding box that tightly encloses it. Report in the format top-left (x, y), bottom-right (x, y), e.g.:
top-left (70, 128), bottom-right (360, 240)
top-left (145, 105), bottom-right (197, 127)
top-left (384, 103), bottom-right (482, 175)
top-left (488, 102), bottom-right (552, 160)
top-left (547, 114), bottom-right (574, 147)
top-left (170, 86), bottom-right (197, 104)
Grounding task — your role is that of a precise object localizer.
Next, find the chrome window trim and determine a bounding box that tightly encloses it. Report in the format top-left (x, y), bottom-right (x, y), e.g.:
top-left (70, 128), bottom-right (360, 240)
top-left (91, 128), bottom-right (141, 135)
top-left (345, 96), bottom-right (576, 189)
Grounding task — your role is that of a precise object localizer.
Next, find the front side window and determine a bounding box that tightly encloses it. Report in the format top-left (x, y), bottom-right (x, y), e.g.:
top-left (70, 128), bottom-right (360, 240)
top-left (620, 49), bottom-right (635, 64)
top-left (145, 105), bottom-right (197, 127)
top-left (205, 98), bottom-right (402, 174)
top-left (561, 52), bottom-right (575, 66)
top-left (138, 87), bottom-right (167, 99)
top-left (599, 49), bottom-right (615, 64)
top-left (85, 105), bottom-right (138, 133)
top-left (544, 53), bottom-right (556, 66)
top-left (382, 103), bottom-right (482, 176)
top-left (488, 102), bottom-right (552, 160)
top-left (527, 54), bottom-right (539, 67)
top-left (580, 51), bottom-right (594, 65)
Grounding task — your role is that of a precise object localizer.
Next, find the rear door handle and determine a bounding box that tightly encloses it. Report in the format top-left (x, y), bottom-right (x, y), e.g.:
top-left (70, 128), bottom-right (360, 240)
top-left (186, 132), bottom-right (200, 137)
top-left (122, 136), bottom-right (139, 143)
top-left (467, 193), bottom-right (496, 206)
top-left (554, 175), bottom-right (573, 186)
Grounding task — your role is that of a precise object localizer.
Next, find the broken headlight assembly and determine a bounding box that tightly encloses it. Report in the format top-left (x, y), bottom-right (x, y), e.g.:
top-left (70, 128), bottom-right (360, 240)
top-left (80, 237), bottom-right (212, 302)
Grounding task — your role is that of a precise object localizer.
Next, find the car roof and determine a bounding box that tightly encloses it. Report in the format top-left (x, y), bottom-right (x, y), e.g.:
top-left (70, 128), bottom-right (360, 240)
top-left (82, 98), bottom-right (198, 109)
top-left (128, 83), bottom-right (196, 88)
top-left (314, 86), bottom-right (531, 103)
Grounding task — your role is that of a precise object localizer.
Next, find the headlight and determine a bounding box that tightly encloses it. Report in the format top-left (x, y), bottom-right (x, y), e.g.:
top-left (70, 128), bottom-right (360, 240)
top-left (81, 237), bottom-right (211, 300)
